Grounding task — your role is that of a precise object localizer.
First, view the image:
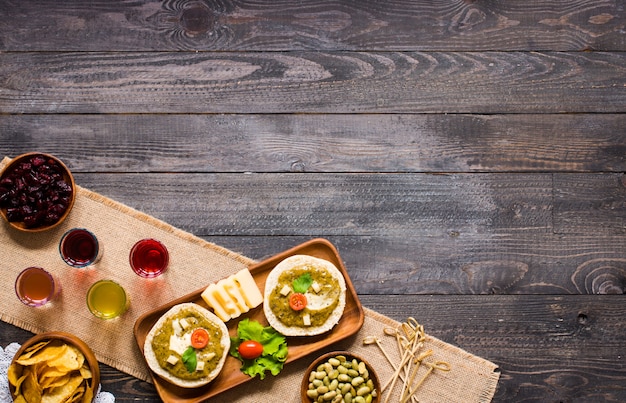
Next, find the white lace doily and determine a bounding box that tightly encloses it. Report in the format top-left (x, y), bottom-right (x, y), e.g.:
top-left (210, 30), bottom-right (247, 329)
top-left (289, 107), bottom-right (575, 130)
top-left (0, 342), bottom-right (115, 403)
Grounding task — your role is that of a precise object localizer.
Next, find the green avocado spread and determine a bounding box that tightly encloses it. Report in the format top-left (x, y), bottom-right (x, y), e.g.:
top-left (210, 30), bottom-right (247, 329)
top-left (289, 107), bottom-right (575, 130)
top-left (269, 265), bottom-right (341, 327)
top-left (151, 307), bottom-right (224, 380)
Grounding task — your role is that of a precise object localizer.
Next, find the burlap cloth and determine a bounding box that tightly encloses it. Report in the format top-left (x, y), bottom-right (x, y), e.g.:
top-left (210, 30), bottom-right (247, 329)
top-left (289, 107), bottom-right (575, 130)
top-left (0, 156), bottom-right (500, 402)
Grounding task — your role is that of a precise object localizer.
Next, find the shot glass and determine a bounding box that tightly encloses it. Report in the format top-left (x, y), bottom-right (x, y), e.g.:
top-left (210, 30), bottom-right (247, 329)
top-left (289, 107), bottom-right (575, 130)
top-left (129, 238), bottom-right (169, 278)
top-left (15, 267), bottom-right (60, 307)
top-left (59, 228), bottom-right (102, 268)
top-left (86, 280), bottom-right (128, 319)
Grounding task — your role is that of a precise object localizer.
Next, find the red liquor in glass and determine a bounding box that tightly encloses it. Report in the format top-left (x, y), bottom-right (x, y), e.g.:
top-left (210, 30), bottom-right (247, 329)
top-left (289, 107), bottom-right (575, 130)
top-left (59, 228), bottom-right (101, 268)
top-left (129, 238), bottom-right (169, 278)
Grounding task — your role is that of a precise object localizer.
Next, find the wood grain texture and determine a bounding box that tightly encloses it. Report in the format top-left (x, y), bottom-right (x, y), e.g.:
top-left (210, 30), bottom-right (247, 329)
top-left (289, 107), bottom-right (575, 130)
top-left (1, 113), bottom-right (625, 173)
top-left (55, 173), bottom-right (625, 296)
top-left (1, 0), bottom-right (625, 400)
top-left (0, 0), bottom-right (624, 51)
top-left (1, 51), bottom-right (625, 114)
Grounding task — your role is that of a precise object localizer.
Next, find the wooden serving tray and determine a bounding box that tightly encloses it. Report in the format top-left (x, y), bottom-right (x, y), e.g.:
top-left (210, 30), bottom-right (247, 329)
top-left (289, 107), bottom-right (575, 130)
top-left (133, 238), bottom-right (365, 403)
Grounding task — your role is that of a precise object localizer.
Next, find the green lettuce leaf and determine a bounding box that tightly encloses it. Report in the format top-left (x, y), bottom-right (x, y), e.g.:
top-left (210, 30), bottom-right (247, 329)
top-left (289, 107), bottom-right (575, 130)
top-left (230, 318), bottom-right (288, 380)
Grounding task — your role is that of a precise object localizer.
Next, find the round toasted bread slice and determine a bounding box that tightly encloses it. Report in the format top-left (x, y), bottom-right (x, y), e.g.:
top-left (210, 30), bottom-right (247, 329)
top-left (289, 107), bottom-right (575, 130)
top-left (144, 303), bottom-right (229, 388)
top-left (263, 255), bottom-right (346, 336)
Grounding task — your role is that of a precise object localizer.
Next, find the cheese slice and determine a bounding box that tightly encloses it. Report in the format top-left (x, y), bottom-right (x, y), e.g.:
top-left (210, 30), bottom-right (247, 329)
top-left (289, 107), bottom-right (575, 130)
top-left (224, 278), bottom-right (250, 313)
top-left (201, 269), bottom-right (264, 322)
top-left (232, 269), bottom-right (263, 308)
top-left (213, 285), bottom-right (241, 317)
top-left (201, 284), bottom-right (230, 321)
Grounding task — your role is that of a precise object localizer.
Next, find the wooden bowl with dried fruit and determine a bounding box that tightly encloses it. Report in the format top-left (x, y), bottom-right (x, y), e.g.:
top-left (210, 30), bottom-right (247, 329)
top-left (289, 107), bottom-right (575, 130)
top-left (0, 152), bottom-right (76, 232)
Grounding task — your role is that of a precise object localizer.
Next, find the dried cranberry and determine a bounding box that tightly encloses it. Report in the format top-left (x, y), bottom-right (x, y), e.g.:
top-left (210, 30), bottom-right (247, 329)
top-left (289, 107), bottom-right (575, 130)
top-left (31, 156), bottom-right (46, 167)
top-left (6, 208), bottom-right (22, 221)
top-left (56, 180), bottom-right (72, 194)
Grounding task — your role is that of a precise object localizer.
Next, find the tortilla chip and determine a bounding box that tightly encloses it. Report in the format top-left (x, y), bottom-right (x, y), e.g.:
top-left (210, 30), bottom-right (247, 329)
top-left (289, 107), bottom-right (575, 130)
top-left (17, 344), bottom-right (68, 366)
top-left (66, 385), bottom-right (85, 402)
top-left (81, 386), bottom-right (93, 403)
top-left (22, 368), bottom-right (43, 403)
top-left (41, 375), bottom-right (84, 403)
top-left (7, 362), bottom-right (23, 386)
top-left (46, 346), bottom-right (82, 372)
top-left (78, 364), bottom-right (92, 380)
top-left (21, 341), bottom-right (51, 358)
top-left (41, 373), bottom-right (71, 390)
top-left (40, 366), bottom-right (70, 380)
top-left (10, 373), bottom-right (28, 397)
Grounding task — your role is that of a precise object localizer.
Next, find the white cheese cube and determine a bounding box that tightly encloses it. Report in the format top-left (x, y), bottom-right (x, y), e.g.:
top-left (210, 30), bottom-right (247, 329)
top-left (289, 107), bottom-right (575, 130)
top-left (311, 281), bottom-right (321, 293)
top-left (279, 284), bottom-right (291, 296)
top-left (179, 318), bottom-right (190, 330)
top-left (166, 355), bottom-right (179, 365)
top-left (172, 319), bottom-right (183, 336)
top-left (196, 361), bottom-right (205, 371)
top-left (303, 313), bottom-right (311, 326)
top-left (199, 352), bottom-right (216, 362)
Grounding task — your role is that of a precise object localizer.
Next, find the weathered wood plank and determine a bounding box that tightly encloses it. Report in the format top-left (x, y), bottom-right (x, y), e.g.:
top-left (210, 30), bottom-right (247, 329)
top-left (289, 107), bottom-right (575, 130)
top-left (1, 51), bottom-right (625, 114)
top-left (555, 173), bottom-right (626, 235)
top-left (1, 0), bottom-right (623, 51)
top-left (208, 234), bottom-right (626, 296)
top-left (57, 173), bottom-right (626, 295)
top-left (72, 172), bottom-right (555, 236)
top-left (1, 113), bottom-right (625, 173)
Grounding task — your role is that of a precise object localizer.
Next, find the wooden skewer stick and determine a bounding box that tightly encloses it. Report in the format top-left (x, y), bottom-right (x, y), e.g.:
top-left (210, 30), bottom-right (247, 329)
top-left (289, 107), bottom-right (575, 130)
top-left (363, 336), bottom-right (396, 370)
top-left (382, 326), bottom-right (424, 403)
top-left (366, 333), bottom-right (419, 403)
top-left (400, 350), bottom-right (433, 403)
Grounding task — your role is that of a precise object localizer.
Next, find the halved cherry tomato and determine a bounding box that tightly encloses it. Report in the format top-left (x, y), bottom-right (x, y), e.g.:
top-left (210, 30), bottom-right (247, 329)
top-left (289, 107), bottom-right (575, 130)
top-left (289, 292), bottom-right (307, 311)
top-left (191, 328), bottom-right (209, 349)
top-left (238, 340), bottom-right (264, 360)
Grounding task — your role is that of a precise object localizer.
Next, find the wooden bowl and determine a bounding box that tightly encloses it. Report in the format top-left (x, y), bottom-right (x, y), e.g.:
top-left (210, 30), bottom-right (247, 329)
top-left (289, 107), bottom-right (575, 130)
top-left (0, 152), bottom-right (75, 232)
top-left (9, 331), bottom-right (100, 402)
top-left (301, 351), bottom-right (381, 403)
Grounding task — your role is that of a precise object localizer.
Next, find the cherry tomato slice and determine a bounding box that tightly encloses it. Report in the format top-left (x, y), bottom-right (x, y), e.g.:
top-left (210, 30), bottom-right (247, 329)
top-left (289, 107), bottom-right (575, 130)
top-left (238, 340), bottom-right (264, 360)
top-left (190, 328), bottom-right (209, 349)
top-left (289, 292), bottom-right (307, 311)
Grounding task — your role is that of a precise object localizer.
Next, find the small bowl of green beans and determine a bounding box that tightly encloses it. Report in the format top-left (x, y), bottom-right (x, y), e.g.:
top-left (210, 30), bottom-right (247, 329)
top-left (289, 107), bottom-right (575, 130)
top-left (301, 351), bottom-right (381, 403)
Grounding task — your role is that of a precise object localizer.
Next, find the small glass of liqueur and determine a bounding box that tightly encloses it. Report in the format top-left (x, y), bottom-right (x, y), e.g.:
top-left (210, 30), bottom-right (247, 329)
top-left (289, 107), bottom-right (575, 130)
top-left (59, 228), bottom-right (102, 268)
top-left (15, 267), bottom-right (60, 307)
top-left (129, 238), bottom-right (169, 278)
top-left (86, 280), bottom-right (128, 319)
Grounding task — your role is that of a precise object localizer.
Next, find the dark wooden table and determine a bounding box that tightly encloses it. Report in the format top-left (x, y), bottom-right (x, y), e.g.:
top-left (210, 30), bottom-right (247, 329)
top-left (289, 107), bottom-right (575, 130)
top-left (1, 1), bottom-right (625, 401)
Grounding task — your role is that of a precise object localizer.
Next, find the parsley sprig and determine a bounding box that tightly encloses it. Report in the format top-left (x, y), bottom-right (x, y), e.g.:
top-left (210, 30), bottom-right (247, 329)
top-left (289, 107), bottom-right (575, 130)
top-left (292, 272), bottom-right (312, 293)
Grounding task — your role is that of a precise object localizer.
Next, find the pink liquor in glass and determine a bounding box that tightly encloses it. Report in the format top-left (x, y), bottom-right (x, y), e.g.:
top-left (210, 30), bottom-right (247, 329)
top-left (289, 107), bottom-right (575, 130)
top-left (15, 267), bottom-right (60, 307)
top-left (130, 238), bottom-right (169, 278)
top-left (59, 228), bottom-right (101, 268)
